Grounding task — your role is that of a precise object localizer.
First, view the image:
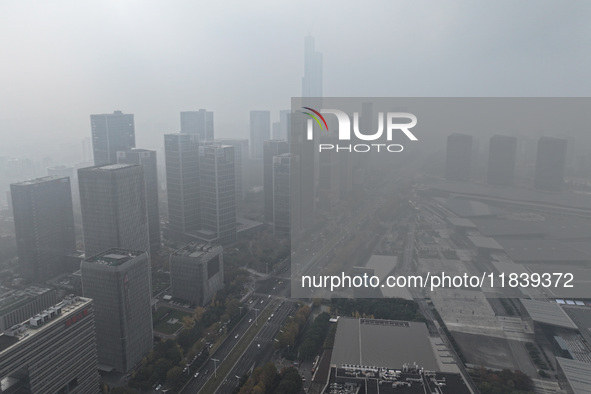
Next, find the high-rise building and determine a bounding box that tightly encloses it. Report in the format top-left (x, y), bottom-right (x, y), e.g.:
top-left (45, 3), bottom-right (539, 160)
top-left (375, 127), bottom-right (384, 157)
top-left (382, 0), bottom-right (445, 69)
top-left (273, 153), bottom-right (300, 236)
top-left (90, 110), bottom-right (135, 165)
top-left (318, 134), bottom-right (340, 207)
top-left (11, 176), bottom-right (76, 281)
top-left (117, 149), bottom-right (161, 253)
top-left (264, 140), bottom-right (289, 223)
top-left (487, 135), bottom-right (517, 186)
top-left (80, 249), bottom-right (153, 373)
top-left (290, 112), bottom-right (315, 231)
top-left (0, 295), bottom-right (99, 393)
top-left (197, 145), bottom-right (237, 245)
top-left (180, 110), bottom-right (214, 142)
top-left (445, 133), bottom-right (473, 182)
top-left (534, 136), bottom-right (567, 191)
top-left (164, 133), bottom-right (201, 242)
top-left (215, 138), bottom-right (248, 202)
top-left (302, 35), bottom-right (323, 98)
top-left (279, 110), bottom-right (291, 141)
top-left (78, 164), bottom-right (150, 257)
top-left (169, 242), bottom-right (223, 306)
top-left (249, 111), bottom-right (270, 159)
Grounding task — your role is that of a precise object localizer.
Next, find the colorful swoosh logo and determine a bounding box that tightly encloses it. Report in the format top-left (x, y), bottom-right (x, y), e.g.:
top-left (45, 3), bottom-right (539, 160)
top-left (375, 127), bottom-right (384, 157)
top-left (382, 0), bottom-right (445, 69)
top-left (302, 107), bottom-right (328, 132)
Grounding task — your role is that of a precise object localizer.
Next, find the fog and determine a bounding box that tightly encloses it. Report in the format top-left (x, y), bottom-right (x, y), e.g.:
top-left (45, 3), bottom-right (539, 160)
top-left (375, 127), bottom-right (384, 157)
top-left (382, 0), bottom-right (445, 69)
top-left (1, 0), bottom-right (590, 159)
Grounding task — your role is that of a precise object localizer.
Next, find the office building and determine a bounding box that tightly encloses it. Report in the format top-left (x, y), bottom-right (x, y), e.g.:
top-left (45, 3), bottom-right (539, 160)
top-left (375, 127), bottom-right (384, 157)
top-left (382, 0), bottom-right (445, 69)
top-left (534, 136), bottom-right (567, 191)
top-left (196, 145), bottom-right (237, 245)
top-left (249, 111), bottom-right (270, 159)
top-left (0, 285), bottom-right (57, 331)
top-left (164, 133), bottom-right (200, 242)
top-left (78, 164), bottom-right (150, 257)
top-left (80, 249), bottom-right (153, 373)
top-left (487, 135), bottom-right (518, 186)
top-left (215, 138), bottom-right (248, 202)
top-left (0, 295), bottom-right (99, 393)
top-left (445, 133), bottom-right (473, 182)
top-left (180, 109), bottom-right (214, 142)
top-left (11, 176), bottom-right (76, 281)
top-left (302, 35), bottom-right (323, 98)
top-left (279, 110), bottom-right (291, 141)
top-left (263, 140), bottom-right (289, 223)
top-left (117, 149), bottom-right (161, 252)
top-left (273, 153), bottom-right (300, 236)
top-left (90, 110), bottom-right (135, 165)
top-left (170, 242), bottom-right (223, 306)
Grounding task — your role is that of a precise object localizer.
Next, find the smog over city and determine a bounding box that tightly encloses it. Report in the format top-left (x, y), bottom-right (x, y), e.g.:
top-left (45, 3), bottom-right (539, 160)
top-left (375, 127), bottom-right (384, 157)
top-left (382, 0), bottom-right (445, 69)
top-left (1, 2), bottom-right (591, 394)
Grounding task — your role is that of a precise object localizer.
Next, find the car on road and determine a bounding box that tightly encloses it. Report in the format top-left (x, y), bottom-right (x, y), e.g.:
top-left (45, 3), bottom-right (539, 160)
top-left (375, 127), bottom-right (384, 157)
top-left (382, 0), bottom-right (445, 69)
top-left (260, 300), bottom-right (264, 304)
top-left (248, 318), bottom-right (252, 323)
top-left (155, 384), bottom-right (162, 390)
top-left (194, 372), bottom-right (199, 378)
top-left (235, 334), bottom-right (239, 339)
top-left (257, 343), bottom-right (261, 348)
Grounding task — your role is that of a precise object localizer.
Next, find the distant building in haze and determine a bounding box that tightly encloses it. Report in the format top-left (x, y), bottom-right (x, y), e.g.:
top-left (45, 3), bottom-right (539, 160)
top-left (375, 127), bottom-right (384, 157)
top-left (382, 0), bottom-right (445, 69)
top-left (249, 111), bottom-right (271, 159)
top-left (90, 111), bottom-right (135, 165)
top-left (78, 164), bottom-right (150, 257)
top-left (263, 140), bottom-right (289, 223)
top-left (302, 35), bottom-right (323, 98)
top-left (11, 176), bottom-right (76, 281)
top-left (117, 149), bottom-right (161, 252)
top-left (273, 153), bottom-right (300, 236)
top-left (180, 110), bottom-right (214, 142)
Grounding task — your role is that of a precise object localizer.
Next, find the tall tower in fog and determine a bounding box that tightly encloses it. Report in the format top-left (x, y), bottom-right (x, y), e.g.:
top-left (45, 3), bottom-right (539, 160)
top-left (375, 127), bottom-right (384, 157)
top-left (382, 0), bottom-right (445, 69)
top-left (11, 176), bottom-right (76, 281)
top-left (302, 35), bottom-right (323, 98)
top-left (117, 149), bottom-right (161, 253)
top-left (78, 164), bottom-right (150, 257)
top-left (487, 135), bottom-right (517, 186)
top-left (534, 136), bottom-right (567, 191)
top-left (263, 140), bottom-right (289, 223)
top-left (249, 111), bottom-right (270, 159)
top-left (198, 145), bottom-right (237, 245)
top-left (180, 110), bottom-right (214, 142)
top-left (164, 134), bottom-right (200, 242)
top-left (445, 133), bottom-right (473, 182)
top-left (90, 111), bottom-right (135, 165)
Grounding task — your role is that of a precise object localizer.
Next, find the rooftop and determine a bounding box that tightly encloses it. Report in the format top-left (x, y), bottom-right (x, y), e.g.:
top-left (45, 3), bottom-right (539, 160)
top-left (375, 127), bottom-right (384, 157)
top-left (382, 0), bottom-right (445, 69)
top-left (556, 357), bottom-right (591, 394)
top-left (520, 299), bottom-right (578, 329)
top-left (498, 239), bottom-right (591, 262)
top-left (84, 249), bottom-right (144, 266)
top-left (468, 236), bottom-right (504, 251)
top-left (331, 317), bottom-right (438, 371)
top-left (10, 175), bottom-right (68, 186)
top-left (0, 286), bottom-right (54, 315)
top-left (93, 163), bottom-right (135, 171)
top-left (171, 242), bottom-right (222, 260)
top-left (0, 296), bottom-right (92, 353)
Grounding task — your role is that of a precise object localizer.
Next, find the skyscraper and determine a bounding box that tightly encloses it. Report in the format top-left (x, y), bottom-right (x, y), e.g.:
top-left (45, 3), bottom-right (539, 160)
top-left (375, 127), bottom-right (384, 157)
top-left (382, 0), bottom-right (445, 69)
top-left (81, 249), bottom-right (153, 373)
top-left (0, 295), bottom-right (99, 394)
top-left (117, 149), bottom-right (161, 253)
top-left (197, 145), bottom-right (237, 245)
top-left (534, 136), bottom-right (567, 191)
top-left (279, 110), bottom-right (291, 141)
top-left (249, 110), bottom-right (270, 159)
top-left (180, 109), bottom-right (214, 142)
top-left (302, 35), bottom-right (323, 98)
top-left (164, 133), bottom-right (200, 242)
top-left (487, 135), bottom-right (517, 186)
top-left (90, 110), bottom-right (135, 165)
top-left (263, 140), bottom-right (289, 223)
top-left (445, 133), bottom-right (473, 182)
top-left (169, 242), bottom-right (224, 306)
top-left (273, 153), bottom-right (300, 236)
top-left (11, 176), bottom-right (76, 281)
top-left (215, 138), bottom-right (248, 202)
top-left (78, 164), bottom-right (150, 257)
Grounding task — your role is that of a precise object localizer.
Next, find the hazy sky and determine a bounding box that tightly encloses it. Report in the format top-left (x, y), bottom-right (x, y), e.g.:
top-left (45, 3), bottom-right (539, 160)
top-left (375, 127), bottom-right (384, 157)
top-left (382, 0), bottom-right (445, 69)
top-left (1, 0), bottom-right (590, 159)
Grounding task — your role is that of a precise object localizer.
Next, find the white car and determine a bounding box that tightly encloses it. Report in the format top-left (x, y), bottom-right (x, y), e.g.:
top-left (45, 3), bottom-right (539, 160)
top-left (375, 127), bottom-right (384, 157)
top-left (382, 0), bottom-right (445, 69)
top-left (248, 318), bottom-right (252, 323)
top-left (235, 334), bottom-right (239, 339)
top-left (194, 372), bottom-right (199, 378)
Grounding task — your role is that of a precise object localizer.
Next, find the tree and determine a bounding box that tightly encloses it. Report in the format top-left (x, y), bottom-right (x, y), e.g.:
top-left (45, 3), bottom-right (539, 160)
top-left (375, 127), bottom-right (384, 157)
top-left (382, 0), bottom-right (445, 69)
top-left (166, 366), bottom-right (183, 384)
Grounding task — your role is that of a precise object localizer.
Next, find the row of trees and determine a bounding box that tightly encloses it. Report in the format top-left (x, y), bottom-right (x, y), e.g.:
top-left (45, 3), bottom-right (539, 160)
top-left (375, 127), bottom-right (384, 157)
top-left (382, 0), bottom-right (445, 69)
top-left (472, 368), bottom-right (533, 394)
top-left (275, 304), bottom-right (310, 355)
top-left (237, 363), bottom-right (302, 394)
top-left (329, 298), bottom-right (425, 322)
top-left (299, 312), bottom-right (331, 360)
